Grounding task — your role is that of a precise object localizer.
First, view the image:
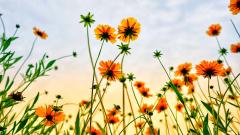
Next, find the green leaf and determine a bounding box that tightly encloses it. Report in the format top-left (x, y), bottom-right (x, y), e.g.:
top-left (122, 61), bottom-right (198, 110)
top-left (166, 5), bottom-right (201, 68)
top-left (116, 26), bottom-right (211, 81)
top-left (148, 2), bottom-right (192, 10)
top-left (203, 114), bottom-right (210, 135)
top-left (46, 60), bottom-right (56, 69)
top-left (15, 118), bottom-right (28, 133)
top-left (30, 92), bottom-right (40, 109)
top-left (75, 110), bottom-right (81, 135)
top-left (201, 101), bottom-right (226, 133)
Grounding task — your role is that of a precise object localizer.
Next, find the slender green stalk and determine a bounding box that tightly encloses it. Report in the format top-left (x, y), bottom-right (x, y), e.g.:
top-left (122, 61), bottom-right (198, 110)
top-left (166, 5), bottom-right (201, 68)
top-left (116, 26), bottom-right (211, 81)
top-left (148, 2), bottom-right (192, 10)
top-left (13, 37), bottom-right (37, 80)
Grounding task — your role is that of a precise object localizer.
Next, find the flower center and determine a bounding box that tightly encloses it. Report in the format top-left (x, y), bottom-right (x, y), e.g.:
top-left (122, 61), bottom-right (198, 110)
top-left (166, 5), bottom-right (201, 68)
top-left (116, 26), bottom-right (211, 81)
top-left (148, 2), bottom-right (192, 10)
top-left (106, 70), bottom-right (114, 77)
top-left (212, 30), bottom-right (219, 35)
top-left (46, 115), bottom-right (53, 121)
top-left (181, 68), bottom-right (188, 75)
top-left (37, 31), bottom-right (43, 37)
top-left (101, 32), bottom-right (110, 40)
top-left (124, 27), bottom-right (134, 37)
top-left (160, 105), bottom-right (166, 111)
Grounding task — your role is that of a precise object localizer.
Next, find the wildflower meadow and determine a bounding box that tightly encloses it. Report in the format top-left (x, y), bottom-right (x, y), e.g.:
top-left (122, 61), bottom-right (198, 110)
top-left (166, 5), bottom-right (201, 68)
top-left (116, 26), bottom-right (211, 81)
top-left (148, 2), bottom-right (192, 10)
top-left (0, 0), bottom-right (240, 135)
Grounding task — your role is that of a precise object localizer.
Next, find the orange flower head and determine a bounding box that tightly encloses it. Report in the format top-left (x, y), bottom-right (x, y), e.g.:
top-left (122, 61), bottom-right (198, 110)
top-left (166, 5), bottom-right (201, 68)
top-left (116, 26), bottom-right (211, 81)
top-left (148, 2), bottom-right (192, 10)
top-left (175, 103), bottom-right (184, 112)
top-left (229, 0), bottom-right (240, 15)
top-left (87, 127), bottom-right (102, 135)
top-left (171, 78), bottom-right (184, 91)
top-left (107, 116), bottom-right (120, 124)
top-left (33, 27), bottom-right (48, 39)
top-left (134, 81), bottom-right (145, 89)
top-left (206, 24), bottom-right (222, 37)
top-left (175, 62), bottom-right (192, 76)
top-left (94, 24), bottom-right (117, 44)
top-left (221, 67), bottom-right (232, 77)
top-left (35, 105), bottom-right (65, 126)
top-left (107, 107), bottom-right (120, 117)
top-left (230, 42), bottom-right (240, 53)
top-left (187, 85), bottom-right (195, 95)
top-left (138, 87), bottom-right (152, 98)
top-left (183, 74), bottom-right (198, 86)
top-left (156, 97), bottom-right (168, 113)
top-left (98, 60), bottom-right (122, 81)
top-left (80, 100), bottom-right (89, 107)
top-left (135, 121), bottom-right (145, 129)
top-left (139, 104), bottom-right (153, 114)
top-left (118, 17), bottom-right (141, 42)
top-left (145, 127), bottom-right (158, 135)
top-left (195, 60), bottom-right (224, 78)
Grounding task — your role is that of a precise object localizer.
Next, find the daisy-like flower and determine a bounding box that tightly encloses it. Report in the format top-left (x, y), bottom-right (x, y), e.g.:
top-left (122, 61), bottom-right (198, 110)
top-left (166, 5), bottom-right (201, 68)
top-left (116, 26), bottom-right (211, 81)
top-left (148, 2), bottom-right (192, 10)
top-left (134, 81), bottom-right (145, 89)
top-left (98, 60), bottom-right (122, 81)
top-left (94, 24), bottom-right (117, 44)
top-left (171, 78), bottom-right (184, 92)
top-left (35, 105), bottom-right (65, 126)
top-left (107, 116), bottom-right (120, 124)
top-left (229, 0), bottom-right (240, 15)
top-left (118, 17), bottom-right (141, 42)
top-left (187, 85), bottom-right (195, 95)
top-left (183, 74), bottom-right (198, 86)
top-left (80, 100), bottom-right (89, 107)
top-left (139, 104), bottom-right (153, 114)
top-left (135, 121), bottom-right (145, 129)
top-left (230, 42), bottom-right (240, 53)
top-left (33, 27), bottom-right (48, 39)
top-left (221, 67), bottom-right (232, 77)
top-left (145, 127), bottom-right (158, 135)
top-left (195, 60), bottom-right (224, 78)
top-left (138, 87), bottom-right (152, 98)
top-left (175, 62), bottom-right (192, 76)
top-left (175, 103), bottom-right (184, 112)
top-left (107, 107), bottom-right (120, 117)
top-left (87, 126), bottom-right (102, 135)
top-left (156, 97), bottom-right (168, 113)
top-left (206, 24), bottom-right (222, 37)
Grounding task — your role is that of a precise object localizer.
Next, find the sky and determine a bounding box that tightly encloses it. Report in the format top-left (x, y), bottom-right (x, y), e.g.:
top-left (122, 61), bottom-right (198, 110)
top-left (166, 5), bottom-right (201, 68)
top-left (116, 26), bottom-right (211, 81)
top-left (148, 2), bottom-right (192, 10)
top-left (0, 0), bottom-right (240, 133)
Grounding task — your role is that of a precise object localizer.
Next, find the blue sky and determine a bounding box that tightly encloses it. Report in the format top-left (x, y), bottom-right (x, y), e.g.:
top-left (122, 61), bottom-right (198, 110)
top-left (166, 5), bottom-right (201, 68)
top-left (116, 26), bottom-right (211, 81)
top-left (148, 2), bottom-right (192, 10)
top-left (0, 0), bottom-right (240, 127)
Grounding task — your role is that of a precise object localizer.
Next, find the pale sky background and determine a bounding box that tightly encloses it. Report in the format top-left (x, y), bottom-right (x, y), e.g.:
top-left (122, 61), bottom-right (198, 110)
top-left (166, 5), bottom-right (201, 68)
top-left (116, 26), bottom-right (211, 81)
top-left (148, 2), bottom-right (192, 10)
top-left (0, 0), bottom-right (240, 134)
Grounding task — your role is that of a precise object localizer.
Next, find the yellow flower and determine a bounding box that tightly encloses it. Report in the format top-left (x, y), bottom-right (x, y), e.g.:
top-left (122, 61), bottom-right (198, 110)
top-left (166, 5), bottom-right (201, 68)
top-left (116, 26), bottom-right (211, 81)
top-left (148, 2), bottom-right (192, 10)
top-left (118, 17), bottom-right (141, 42)
top-left (94, 24), bottom-right (117, 44)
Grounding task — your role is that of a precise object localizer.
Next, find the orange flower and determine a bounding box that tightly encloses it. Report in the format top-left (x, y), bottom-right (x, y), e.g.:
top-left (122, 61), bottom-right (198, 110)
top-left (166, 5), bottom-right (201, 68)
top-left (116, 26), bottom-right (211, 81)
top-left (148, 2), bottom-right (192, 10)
top-left (98, 60), bottom-right (122, 81)
top-left (139, 104), bottom-right (153, 114)
top-left (195, 60), bottom-right (224, 78)
top-left (94, 24), bottom-right (117, 44)
top-left (33, 27), bottom-right (48, 39)
top-left (230, 42), bottom-right (240, 53)
top-left (156, 97), bottom-right (168, 113)
top-left (171, 78), bottom-right (184, 91)
top-left (145, 127), bottom-right (158, 135)
top-left (175, 103), bottom-right (184, 112)
top-left (183, 74), bottom-right (198, 86)
top-left (206, 24), bottom-right (222, 37)
top-left (80, 100), bottom-right (89, 107)
top-left (35, 106), bottom-right (65, 126)
top-left (107, 116), bottom-right (120, 124)
top-left (138, 87), bottom-right (152, 98)
top-left (229, 0), bottom-right (240, 15)
top-left (175, 62), bottom-right (192, 76)
top-left (221, 67), bottom-right (232, 77)
top-left (135, 121), bottom-right (145, 129)
top-left (87, 127), bottom-right (102, 135)
top-left (107, 108), bottom-right (120, 117)
top-left (134, 81), bottom-right (145, 89)
top-left (118, 17), bottom-right (141, 42)
top-left (187, 85), bottom-right (195, 95)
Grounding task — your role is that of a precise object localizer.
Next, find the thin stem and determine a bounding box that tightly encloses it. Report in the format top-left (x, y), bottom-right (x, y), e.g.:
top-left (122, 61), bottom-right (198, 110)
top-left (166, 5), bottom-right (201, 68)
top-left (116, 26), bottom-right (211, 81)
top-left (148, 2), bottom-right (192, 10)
top-left (230, 19), bottom-right (240, 38)
top-left (13, 37), bottom-right (37, 80)
top-left (0, 16), bottom-right (6, 34)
